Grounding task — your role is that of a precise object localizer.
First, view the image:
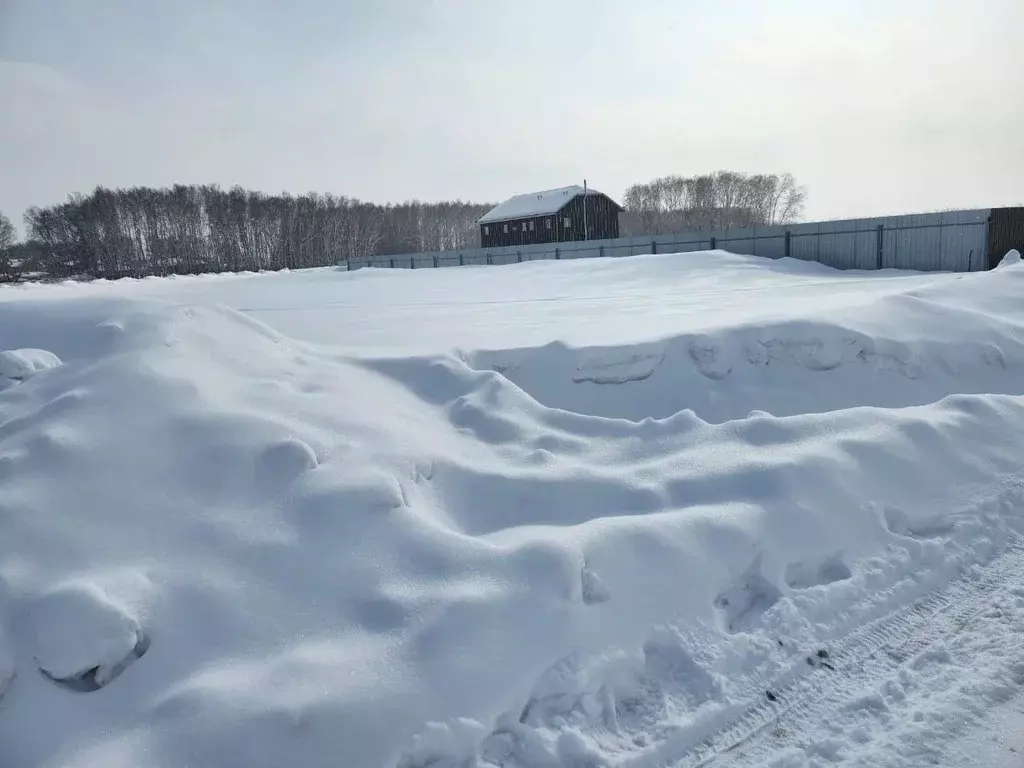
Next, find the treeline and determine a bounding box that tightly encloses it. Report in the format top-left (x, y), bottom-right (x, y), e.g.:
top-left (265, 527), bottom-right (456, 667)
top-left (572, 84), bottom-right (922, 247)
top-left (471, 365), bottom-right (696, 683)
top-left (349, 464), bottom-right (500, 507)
top-left (7, 187), bottom-right (490, 281)
top-left (621, 171), bottom-right (805, 234)
top-left (0, 170), bottom-right (806, 282)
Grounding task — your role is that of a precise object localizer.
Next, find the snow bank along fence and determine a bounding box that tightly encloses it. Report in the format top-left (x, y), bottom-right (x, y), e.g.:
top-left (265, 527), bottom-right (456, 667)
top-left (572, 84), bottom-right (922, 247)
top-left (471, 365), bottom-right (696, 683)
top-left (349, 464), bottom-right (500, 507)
top-left (342, 206), bottom-right (1024, 274)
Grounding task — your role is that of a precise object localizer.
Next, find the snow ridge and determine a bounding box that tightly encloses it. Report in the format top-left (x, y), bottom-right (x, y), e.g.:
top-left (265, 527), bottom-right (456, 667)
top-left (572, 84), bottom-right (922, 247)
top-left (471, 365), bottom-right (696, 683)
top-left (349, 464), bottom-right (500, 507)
top-left (2, 252), bottom-right (1024, 768)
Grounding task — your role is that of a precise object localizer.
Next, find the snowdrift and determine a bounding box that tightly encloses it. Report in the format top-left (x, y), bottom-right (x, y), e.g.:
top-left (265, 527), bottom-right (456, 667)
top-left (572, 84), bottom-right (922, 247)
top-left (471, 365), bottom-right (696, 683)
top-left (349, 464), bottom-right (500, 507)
top-left (1, 252), bottom-right (1024, 767)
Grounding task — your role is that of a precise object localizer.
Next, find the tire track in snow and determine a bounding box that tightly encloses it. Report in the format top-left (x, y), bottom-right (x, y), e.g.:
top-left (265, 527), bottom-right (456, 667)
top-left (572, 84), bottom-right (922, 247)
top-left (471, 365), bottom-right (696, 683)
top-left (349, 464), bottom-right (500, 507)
top-left (422, 528), bottom-right (1024, 768)
top-left (661, 536), bottom-right (1024, 767)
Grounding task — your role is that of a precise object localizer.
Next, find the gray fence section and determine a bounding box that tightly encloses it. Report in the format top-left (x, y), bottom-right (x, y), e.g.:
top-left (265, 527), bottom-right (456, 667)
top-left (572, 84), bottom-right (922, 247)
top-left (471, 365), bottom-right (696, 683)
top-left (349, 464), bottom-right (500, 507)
top-left (343, 209), bottom-right (992, 274)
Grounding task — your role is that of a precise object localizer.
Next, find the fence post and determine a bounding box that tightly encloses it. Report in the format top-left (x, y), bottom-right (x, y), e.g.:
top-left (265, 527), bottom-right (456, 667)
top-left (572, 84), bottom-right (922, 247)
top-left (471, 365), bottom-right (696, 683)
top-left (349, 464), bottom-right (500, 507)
top-left (486, 253), bottom-right (491, 265)
top-left (389, 258), bottom-right (395, 268)
top-left (517, 250), bottom-right (522, 263)
top-left (433, 256), bottom-right (439, 268)
top-left (555, 247), bottom-right (560, 260)
top-left (599, 245), bottom-right (604, 258)
top-left (784, 231), bottom-right (791, 258)
top-left (459, 253), bottom-right (464, 266)
top-left (410, 257), bottom-right (415, 269)
top-left (710, 236), bottom-right (716, 250)
top-left (651, 239), bottom-right (657, 254)
top-left (876, 224), bottom-right (884, 270)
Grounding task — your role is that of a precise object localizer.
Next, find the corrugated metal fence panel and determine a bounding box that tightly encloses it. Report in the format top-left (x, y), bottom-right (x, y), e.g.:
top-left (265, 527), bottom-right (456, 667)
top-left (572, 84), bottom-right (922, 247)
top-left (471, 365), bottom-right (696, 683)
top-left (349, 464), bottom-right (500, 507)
top-left (703, 228), bottom-right (728, 250)
top-left (904, 213), bottom-right (944, 271)
top-left (719, 227), bottom-right (757, 256)
top-left (493, 250), bottom-right (518, 265)
top-left (622, 236), bottom-right (647, 257)
top-left (542, 246), bottom-right (560, 261)
top-left (750, 226), bottom-right (777, 257)
top-left (520, 247), bottom-right (542, 262)
top-left (882, 213), bottom-right (935, 271)
top-left (752, 227), bottom-right (787, 259)
top-left (940, 212), bottom-right (969, 272)
top-left (788, 222), bottom-right (820, 263)
top-left (443, 249), bottom-right (466, 266)
top-left (958, 209), bottom-right (990, 271)
top-left (653, 233), bottom-right (706, 253)
top-left (651, 233), bottom-right (677, 252)
top-left (520, 244), bottom-right (551, 262)
top-left (591, 238), bottom-right (619, 257)
top-left (853, 219), bottom-right (880, 270)
top-left (880, 217), bottom-right (903, 271)
top-left (817, 218), bottom-right (856, 269)
top-left (532, 247), bottom-right (554, 259)
top-left (602, 238), bottom-right (633, 257)
top-left (342, 208), bottom-right (993, 274)
top-left (522, 244), bottom-right (551, 261)
top-left (921, 214), bottom-right (949, 271)
top-left (670, 239), bottom-right (710, 254)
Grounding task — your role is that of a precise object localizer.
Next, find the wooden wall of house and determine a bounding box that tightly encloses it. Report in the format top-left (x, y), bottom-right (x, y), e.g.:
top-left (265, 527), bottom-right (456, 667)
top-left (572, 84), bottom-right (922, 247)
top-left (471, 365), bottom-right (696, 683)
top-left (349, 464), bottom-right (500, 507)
top-left (479, 193), bottom-right (621, 248)
top-left (480, 215), bottom-right (552, 248)
top-left (987, 207), bottom-right (1024, 268)
top-left (561, 193), bottom-right (621, 241)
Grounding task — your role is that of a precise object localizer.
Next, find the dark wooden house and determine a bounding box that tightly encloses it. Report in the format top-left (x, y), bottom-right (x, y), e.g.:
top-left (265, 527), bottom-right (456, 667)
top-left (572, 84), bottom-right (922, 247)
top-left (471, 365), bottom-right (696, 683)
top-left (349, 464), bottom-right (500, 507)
top-left (478, 185), bottom-right (623, 248)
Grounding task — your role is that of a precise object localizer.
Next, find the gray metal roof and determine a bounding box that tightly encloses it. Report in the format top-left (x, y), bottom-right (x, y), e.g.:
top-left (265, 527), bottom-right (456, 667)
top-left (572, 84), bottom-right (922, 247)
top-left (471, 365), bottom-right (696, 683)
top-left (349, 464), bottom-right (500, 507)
top-left (477, 185), bottom-right (610, 224)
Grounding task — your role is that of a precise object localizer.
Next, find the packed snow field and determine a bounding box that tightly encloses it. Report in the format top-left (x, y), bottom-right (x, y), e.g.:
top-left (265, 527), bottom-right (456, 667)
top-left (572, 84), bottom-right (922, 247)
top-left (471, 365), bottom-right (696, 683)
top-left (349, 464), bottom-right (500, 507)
top-left (2, 250), bottom-right (1024, 768)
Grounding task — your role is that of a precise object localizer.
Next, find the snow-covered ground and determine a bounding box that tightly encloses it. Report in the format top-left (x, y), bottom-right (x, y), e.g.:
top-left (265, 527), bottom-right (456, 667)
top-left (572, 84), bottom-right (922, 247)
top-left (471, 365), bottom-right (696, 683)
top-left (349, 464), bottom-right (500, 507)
top-left (1, 250), bottom-right (1023, 767)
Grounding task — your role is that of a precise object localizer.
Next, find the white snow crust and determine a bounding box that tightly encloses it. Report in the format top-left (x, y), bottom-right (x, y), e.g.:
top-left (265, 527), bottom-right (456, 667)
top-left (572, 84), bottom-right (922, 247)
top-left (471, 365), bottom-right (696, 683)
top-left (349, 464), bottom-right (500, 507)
top-left (2, 251), bottom-right (1024, 767)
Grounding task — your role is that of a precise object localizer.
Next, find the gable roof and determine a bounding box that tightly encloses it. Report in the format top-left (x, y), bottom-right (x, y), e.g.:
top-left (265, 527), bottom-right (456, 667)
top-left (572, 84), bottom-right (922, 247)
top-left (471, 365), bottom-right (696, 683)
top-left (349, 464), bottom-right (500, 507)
top-left (477, 185), bottom-right (618, 224)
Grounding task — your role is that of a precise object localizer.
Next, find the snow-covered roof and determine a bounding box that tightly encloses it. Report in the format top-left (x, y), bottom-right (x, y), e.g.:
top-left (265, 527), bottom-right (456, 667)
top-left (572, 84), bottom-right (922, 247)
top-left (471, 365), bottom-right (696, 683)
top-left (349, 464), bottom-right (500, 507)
top-left (477, 185), bottom-right (610, 224)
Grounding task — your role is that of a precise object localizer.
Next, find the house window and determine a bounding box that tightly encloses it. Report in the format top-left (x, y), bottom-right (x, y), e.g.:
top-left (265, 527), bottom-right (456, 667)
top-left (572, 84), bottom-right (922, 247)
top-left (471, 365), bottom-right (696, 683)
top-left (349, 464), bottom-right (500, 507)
top-left (546, 219), bottom-right (551, 229)
top-left (503, 224), bottom-right (508, 234)
top-left (529, 221), bottom-right (535, 231)
top-left (483, 226), bottom-right (489, 235)
top-left (564, 217), bottom-right (572, 228)
top-left (522, 222), bottom-right (527, 232)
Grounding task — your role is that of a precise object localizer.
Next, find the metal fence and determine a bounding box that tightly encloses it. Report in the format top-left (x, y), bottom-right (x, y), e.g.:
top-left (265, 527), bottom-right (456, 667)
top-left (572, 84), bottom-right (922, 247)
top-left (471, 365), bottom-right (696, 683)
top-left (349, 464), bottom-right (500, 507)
top-left (342, 208), bottom-right (995, 274)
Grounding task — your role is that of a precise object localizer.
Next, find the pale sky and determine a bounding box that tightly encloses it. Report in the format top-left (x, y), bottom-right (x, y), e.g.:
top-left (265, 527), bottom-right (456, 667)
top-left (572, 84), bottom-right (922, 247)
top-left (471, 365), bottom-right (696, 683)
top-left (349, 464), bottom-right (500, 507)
top-left (1, 0), bottom-right (1022, 235)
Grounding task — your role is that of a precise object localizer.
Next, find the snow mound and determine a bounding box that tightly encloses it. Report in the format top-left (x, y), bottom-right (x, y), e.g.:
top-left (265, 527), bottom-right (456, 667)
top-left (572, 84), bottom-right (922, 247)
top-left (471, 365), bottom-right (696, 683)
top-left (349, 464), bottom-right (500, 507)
top-left (997, 248), bottom-right (1021, 268)
top-left (2, 253), bottom-right (1024, 767)
top-left (0, 349), bottom-right (61, 390)
top-left (455, 269), bottom-right (1024, 422)
top-left (26, 581), bottom-right (149, 691)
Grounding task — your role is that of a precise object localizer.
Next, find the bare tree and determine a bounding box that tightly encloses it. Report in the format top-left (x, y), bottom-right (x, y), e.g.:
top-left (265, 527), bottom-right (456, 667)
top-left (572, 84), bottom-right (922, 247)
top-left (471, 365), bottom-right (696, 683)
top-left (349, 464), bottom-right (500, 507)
top-left (621, 171), bottom-right (806, 235)
top-left (771, 173), bottom-right (807, 225)
top-left (0, 210), bottom-right (13, 251)
top-left (0, 210), bottom-right (14, 280)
